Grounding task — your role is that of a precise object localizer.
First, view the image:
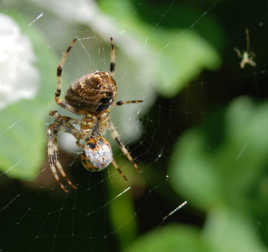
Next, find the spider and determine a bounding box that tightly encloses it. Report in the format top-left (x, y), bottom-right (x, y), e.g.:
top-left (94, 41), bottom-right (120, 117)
top-left (47, 37), bottom-right (143, 192)
top-left (234, 29), bottom-right (256, 69)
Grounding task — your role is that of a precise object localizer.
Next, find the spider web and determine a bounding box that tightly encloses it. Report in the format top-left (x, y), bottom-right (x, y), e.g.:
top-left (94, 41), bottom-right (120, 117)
top-left (0, 1), bottom-right (265, 251)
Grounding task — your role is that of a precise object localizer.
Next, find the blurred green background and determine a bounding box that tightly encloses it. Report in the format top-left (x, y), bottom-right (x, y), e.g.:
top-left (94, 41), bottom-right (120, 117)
top-left (1, 0), bottom-right (268, 251)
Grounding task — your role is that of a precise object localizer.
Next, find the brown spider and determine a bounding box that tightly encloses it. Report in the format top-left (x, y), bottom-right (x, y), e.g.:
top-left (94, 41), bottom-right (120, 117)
top-left (47, 38), bottom-right (143, 192)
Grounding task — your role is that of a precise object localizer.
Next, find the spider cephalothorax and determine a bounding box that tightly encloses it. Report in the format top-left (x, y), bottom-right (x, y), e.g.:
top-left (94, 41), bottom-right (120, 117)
top-left (47, 38), bottom-right (143, 192)
top-left (65, 71), bottom-right (117, 113)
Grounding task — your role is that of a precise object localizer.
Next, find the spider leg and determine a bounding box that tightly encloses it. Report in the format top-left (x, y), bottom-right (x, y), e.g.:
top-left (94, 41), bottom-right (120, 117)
top-left (48, 111), bottom-right (80, 191)
top-left (112, 159), bottom-right (128, 182)
top-left (49, 110), bottom-right (81, 139)
top-left (108, 121), bottom-right (140, 173)
top-left (110, 37), bottom-right (116, 76)
top-left (48, 152), bottom-right (67, 192)
top-left (55, 38), bottom-right (78, 113)
top-left (234, 48), bottom-right (241, 58)
top-left (248, 59), bottom-right (256, 67)
top-left (245, 28), bottom-right (250, 53)
top-left (54, 153), bottom-right (77, 190)
top-left (48, 126), bottom-right (71, 192)
top-left (114, 100), bottom-right (143, 106)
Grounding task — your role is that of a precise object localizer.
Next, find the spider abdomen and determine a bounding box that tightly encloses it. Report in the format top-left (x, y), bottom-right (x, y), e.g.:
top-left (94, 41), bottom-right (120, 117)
top-left (81, 136), bottom-right (113, 172)
top-left (65, 71), bottom-right (117, 113)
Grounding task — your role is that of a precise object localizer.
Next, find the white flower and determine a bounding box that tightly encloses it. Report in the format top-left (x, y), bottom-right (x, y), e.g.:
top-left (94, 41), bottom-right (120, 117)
top-left (0, 14), bottom-right (39, 109)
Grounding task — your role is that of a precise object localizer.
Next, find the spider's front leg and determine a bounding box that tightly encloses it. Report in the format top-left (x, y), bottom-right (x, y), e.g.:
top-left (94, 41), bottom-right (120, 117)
top-left (55, 38), bottom-right (78, 114)
top-left (47, 111), bottom-right (78, 192)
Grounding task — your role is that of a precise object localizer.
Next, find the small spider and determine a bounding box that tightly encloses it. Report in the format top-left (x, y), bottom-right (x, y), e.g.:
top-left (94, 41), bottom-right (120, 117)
top-left (234, 29), bottom-right (256, 69)
top-left (47, 38), bottom-right (143, 192)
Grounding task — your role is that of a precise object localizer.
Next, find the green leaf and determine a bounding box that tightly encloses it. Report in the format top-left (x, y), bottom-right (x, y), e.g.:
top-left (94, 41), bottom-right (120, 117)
top-left (125, 225), bottom-right (211, 252)
top-left (169, 97), bottom-right (268, 210)
top-left (204, 208), bottom-right (266, 252)
top-left (0, 11), bottom-right (57, 180)
top-left (98, 0), bottom-right (222, 97)
top-left (155, 30), bottom-right (220, 96)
